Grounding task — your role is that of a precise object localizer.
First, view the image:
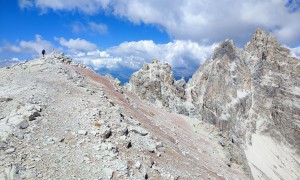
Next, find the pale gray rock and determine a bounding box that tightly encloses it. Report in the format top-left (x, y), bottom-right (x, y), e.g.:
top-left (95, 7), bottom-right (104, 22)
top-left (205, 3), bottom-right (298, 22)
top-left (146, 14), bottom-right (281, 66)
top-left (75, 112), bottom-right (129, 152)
top-left (0, 97), bottom-right (12, 102)
top-left (5, 148), bottom-right (15, 154)
top-left (103, 168), bottom-right (113, 179)
top-left (143, 157), bottom-right (154, 168)
top-left (18, 120), bottom-right (29, 129)
top-left (129, 126), bottom-right (148, 136)
top-left (101, 127), bottom-right (112, 139)
top-left (128, 59), bottom-right (192, 115)
top-left (78, 130), bottom-right (87, 135)
top-left (135, 161), bottom-right (141, 169)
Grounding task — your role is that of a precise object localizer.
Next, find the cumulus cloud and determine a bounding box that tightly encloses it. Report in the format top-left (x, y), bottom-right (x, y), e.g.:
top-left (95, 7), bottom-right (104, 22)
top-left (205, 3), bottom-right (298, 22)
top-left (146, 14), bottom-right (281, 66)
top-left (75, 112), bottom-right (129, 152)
top-left (0, 35), bottom-right (56, 55)
top-left (89, 22), bottom-right (108, 34)
top-left (20, 0), bottom-right (300, 46)
top-left (72, 40), bottom-right (216, 78)
top-left (20, 0), bottom-right (110, 14)
top-left (290, 46), bottom-right (300, 58)
top-left (55, 37), bottom-right (97, 52)
top-left (110, 40), bottom-right (217, 73)
top-left (19, 0), bottom-right (33, 9)
top-left (72, 50), bottom-right (121, 70)
top-left (112, 0), bottom-right (300, 46)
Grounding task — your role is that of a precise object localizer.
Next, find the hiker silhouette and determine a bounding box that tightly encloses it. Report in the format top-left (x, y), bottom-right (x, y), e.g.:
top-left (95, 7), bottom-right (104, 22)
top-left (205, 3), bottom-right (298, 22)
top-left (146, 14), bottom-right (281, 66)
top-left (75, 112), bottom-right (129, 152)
top-left (42, 49), bottom-right (46, 57)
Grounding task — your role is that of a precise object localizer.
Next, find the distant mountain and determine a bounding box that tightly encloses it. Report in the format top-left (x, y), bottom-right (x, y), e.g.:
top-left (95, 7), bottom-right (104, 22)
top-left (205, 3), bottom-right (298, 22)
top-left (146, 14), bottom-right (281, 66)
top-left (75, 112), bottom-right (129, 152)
top-left (0, 58), bottom-right (23, 68)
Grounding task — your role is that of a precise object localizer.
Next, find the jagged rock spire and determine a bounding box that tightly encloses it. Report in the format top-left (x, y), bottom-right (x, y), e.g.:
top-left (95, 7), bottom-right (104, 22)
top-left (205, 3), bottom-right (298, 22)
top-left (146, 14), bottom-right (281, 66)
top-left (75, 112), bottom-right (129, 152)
top-left (245, 29), bottom-right (290, 57)
top-left (212, 39), bottom-right (238, 60)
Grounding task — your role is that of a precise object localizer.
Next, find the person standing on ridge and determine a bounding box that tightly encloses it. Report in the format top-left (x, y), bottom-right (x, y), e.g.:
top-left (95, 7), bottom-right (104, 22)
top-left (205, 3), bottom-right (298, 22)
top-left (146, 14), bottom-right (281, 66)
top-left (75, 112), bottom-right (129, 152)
top-left (42, 49), bottom-right (46, 57)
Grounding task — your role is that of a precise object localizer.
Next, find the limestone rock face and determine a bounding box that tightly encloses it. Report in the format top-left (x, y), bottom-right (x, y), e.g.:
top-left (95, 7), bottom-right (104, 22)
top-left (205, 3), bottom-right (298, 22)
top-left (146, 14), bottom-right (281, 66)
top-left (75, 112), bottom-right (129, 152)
top-left (128, 59), bottom-right (193, 115)
top-left (187, 29), bottom-right (300, 148)
top-left (186, 29), bottom-right (300, 179)
top-left (128, 29), bottom-right (300, 179)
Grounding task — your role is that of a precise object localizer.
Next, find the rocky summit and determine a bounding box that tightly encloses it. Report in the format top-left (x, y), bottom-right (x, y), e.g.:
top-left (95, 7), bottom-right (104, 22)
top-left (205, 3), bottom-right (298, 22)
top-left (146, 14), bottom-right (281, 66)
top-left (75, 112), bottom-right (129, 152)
top-left (0, 29), bottom-right (299, 180)
top-left (128, 29), bottom-right (300, 180)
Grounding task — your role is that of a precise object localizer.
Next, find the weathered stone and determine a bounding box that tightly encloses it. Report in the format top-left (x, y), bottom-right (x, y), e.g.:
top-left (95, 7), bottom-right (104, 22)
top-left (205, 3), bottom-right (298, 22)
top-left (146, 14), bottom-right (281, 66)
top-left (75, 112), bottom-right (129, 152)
top-left (0, 97), bottom-right (12, 102)
top-left (78, 130), bottom-right (87, 135)
top-left (101, 128), bottom-right (112, 139)
top-left (129, 126), bottom-right (148, 136)
top-left (144, 157), bottom-right (154, 168)
top-left (5, 148), bottom-right (15, 154)
top-left (135, 161), bottom-right (141, 169)
top-left (103, 168), bottom-right (113, 179)
top-left (19, 120), bottom-right (29, 129)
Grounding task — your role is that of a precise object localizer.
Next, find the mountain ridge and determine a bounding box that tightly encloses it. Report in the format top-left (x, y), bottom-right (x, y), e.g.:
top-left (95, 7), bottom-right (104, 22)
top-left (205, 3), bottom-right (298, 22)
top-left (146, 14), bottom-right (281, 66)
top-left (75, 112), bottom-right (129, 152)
top-left (128, 29), bottom-right (300, 180)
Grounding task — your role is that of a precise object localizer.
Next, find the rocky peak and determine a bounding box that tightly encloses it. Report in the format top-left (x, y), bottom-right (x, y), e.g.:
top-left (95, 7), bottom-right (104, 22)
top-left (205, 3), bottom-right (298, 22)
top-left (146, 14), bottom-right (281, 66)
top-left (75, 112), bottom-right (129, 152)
top-left (212, 39), bottom-right (238, 60)
top-left (128, 29), bottom-right (300, 180)
top-left (129, 60), bottom-right (193, 115)
top-left (129, 60), bottom-right (175, 107)
top-left (245, 29), bottom-right (290, 59)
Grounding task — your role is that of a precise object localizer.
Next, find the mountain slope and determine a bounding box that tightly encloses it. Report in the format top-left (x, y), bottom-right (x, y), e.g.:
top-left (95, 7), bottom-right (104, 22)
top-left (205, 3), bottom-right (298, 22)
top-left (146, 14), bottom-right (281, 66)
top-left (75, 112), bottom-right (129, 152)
top-left (0, 53), bottom-right (248, 179)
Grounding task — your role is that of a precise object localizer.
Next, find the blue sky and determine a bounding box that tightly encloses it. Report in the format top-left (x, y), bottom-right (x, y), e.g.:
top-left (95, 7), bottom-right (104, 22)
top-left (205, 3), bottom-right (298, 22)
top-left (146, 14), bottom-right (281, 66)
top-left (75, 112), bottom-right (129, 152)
top-left (1, 0), bottom-right (300, 82)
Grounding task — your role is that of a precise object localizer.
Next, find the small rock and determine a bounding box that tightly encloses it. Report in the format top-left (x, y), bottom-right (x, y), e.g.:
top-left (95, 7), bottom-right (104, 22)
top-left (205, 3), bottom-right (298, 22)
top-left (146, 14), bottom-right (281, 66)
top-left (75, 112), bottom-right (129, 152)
top-left (135, 161), bottom-right (141, 169)
top-left (119, 135), bottom-right (127, 141)
top-left (126, 141), bottom-right (132, 148)
top-left (156, 141), bottom-right (163, 148)
top-left (121, 127), bottom-right (129, 136)
top-left (148, 143), bottom-right (156, 153)
top-left (78, 130), bottom-right (87, 135)
top-left (129, 126), bottom-right (148, 136)
top-left (28, 111), bottom-right (41, 121)
top-left (107, 143), bottom-right (113, 151)
top-left (19, 120), bottom-right (29, 129)
top-left (142, 168), bottom-right (148, 179)
top-left (103, 168), bottom-right (113, 179)
top-left (0, 97), bottom-right (13, 102)
top-left (101, 128), bottom-right (112, 139)
top-left (5, 148), bottom-right (15, 154)
top-left (89, 130), bottom-right (98, 136)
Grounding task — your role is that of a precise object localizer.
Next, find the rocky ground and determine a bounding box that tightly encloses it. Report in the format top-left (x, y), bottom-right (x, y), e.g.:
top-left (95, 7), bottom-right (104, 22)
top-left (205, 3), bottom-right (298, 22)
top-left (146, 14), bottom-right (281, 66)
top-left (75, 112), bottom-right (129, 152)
top-left (0, 53), bottom-right (248, 179)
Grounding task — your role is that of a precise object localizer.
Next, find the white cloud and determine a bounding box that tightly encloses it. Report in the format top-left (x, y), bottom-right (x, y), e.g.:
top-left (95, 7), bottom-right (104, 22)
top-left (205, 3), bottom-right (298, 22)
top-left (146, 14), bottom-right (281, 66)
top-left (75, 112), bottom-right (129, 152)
top-left (24, 0), bottom-right (110, 14)
top-left (71, 22), bottom-right (86, 34)
top-left (71, 22), bottom-right (108, 35)
top-left (56, 37), bottom-right (97, 52)
top-left (72, 50), bottom-right (122, 70)
top-left (89, 22), bottom-right (108, 34)
top-left (109, 40), bottom-right (216, 72)
top-left (290, 46), bottom-right (300, 58)
top-left (0, 34), bottom-right (56, 55)
top-left (21, 0), bottom-right (300, 46)
top-left (19, 0), bottom-right (33, 9)
top-left (111, 0), bottom-right (300, 45)
top-left (72, 40), bottom-right (216, 78)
